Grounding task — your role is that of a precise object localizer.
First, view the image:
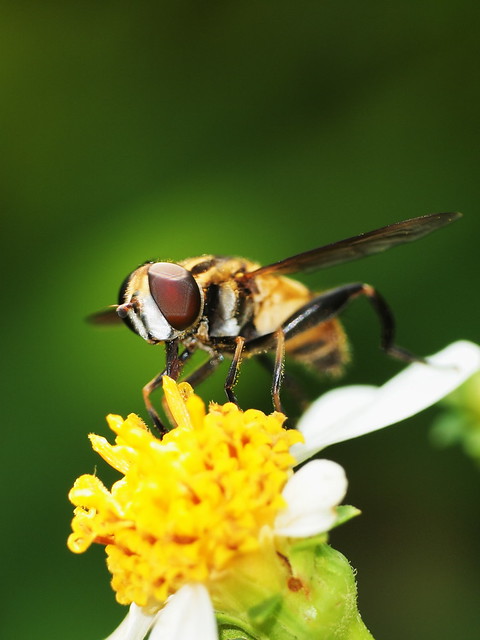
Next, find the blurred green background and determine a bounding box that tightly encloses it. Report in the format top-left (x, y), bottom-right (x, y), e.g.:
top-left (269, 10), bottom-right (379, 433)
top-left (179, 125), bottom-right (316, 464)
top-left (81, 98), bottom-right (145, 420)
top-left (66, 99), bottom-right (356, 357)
top-left (1, 2), bottom-right (479, 639)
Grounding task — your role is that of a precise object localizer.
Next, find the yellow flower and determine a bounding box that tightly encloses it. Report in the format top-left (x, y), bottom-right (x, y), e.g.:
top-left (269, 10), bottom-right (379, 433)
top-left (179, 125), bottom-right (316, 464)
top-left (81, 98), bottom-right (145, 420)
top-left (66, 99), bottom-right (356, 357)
top-left (67, 341), bottom-right (480, 639)
top-left (68, 378), bottom-right (302, 607)
top-left (67, 378), bottom-right (348, 640)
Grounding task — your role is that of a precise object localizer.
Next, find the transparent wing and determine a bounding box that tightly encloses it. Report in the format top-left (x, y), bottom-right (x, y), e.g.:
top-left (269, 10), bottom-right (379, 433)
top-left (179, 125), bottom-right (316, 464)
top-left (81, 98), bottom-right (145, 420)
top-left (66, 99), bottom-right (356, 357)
top-left (87, 306), bottom-right (122, 325)
top-left (246, 212), bottom-right (461, 277)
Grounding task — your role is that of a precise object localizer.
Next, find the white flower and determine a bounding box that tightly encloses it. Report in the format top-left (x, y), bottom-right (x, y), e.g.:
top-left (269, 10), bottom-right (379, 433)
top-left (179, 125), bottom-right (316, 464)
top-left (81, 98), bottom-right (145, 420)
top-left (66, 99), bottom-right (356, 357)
top-left (105, 585), bottom-right (216, 640)
top-left (274, 459), bottom-right (347, 537)
top-left (104, 458), bottom-right (347, 640)
top-left (101, 340), bottom-right (480, 640)
top-left (292, 340), bottom-right (480, 463)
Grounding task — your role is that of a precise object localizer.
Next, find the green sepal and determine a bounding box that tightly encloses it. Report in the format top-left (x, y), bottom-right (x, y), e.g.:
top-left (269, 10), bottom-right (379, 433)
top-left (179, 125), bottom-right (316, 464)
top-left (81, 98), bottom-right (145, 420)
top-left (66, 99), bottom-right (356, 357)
top-left (333, 504), bottom-right (362, 529)
top-left (217, 613), bottom-right (257, 640)
top-left (248, 594), bottom-right (283, 626)
top-left (214, 540), bottom-right (373, 640)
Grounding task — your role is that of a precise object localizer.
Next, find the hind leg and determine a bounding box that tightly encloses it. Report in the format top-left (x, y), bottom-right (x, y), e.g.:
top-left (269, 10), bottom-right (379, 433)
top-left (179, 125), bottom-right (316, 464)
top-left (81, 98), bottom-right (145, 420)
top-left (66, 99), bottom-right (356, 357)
top-left (243, 282), bottom-right (423, 411)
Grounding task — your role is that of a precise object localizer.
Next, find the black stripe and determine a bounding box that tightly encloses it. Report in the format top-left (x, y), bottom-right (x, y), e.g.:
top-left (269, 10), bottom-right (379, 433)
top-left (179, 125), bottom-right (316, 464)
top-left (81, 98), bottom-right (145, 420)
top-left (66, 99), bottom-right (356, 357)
top-left (289, 339), bottom-right (326, 356)
top-left (190, 259), bottom-right (217, 275)
top-left (311, 349), bottom-right (344, 371)
top-left (204, 283), bottom-right (220, 324)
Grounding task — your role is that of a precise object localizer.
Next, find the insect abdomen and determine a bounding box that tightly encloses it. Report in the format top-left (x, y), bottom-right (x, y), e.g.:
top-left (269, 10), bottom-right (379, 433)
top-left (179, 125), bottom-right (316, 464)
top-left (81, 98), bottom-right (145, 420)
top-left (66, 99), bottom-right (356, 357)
top-left (285, 319), bottom-right (349, 376)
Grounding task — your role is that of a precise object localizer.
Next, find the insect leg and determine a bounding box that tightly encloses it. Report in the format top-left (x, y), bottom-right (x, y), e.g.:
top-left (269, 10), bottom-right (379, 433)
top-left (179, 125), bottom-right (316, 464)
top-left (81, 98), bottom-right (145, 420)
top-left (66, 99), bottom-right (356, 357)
top-left (161, 352), bottom-right (224, 427)
top-left (245, 282), bottom-right (422, 370)
top-left (143, 340), bottom-right (194, 434)
top-left (280, 282), bottom-right (424, 363)
top-left (181, 353), bottom-right (224, 387)
top-left (256, 353), bottom-right (311, 410)
top-left (271, 329), bottom-right (285, 413)
top-left (224, 336), bottom-right (246, 404)
top-left (165, 339), bottom-right (181, 378)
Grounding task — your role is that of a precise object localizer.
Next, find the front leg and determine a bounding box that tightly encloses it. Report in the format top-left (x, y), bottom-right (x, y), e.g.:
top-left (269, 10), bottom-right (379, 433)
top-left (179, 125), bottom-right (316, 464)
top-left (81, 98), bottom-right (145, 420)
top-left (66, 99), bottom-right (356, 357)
top-left (143, 340), bottom-right (192, 435)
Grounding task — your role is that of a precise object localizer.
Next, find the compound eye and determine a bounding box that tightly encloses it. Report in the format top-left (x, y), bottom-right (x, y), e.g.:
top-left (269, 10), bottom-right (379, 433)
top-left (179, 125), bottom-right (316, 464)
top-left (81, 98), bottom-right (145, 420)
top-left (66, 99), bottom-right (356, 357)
top-left (148, 262), bottom-right (202, 331)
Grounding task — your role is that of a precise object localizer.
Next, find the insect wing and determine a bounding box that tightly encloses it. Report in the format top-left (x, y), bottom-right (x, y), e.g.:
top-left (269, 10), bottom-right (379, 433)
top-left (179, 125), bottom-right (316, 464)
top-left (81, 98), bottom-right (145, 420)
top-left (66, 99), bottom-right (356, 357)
top-left (246, 212), bottom-right (461, 277)
top-left (87, 306), bottom-right (122, 325)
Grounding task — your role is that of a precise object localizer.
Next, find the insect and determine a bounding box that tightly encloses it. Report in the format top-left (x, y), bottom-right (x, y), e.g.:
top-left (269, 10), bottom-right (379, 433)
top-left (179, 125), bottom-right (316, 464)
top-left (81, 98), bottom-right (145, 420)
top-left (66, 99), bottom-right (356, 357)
top-left (91, 212), bottom-right (461, 432)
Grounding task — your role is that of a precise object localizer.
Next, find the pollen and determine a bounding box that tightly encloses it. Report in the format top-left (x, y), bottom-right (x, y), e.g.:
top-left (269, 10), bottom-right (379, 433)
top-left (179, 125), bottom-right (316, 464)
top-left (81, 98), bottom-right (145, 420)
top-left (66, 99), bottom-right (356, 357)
top-left (67, 378), bottom-right (303, 608)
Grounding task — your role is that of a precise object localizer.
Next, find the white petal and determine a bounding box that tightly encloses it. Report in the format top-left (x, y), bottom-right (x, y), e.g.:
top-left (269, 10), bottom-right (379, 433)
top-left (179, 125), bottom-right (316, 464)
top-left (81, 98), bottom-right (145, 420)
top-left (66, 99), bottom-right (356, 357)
top-left (291, 385), bottom-right (378, 463)
top-left (149, 584), bottom-right (217, 640)
top-left (292, 340), bottom-right (480, 463)
top-left (104, 603), bottom-right (158, 640)
top-left (274, 459), bottom-right (347, 537)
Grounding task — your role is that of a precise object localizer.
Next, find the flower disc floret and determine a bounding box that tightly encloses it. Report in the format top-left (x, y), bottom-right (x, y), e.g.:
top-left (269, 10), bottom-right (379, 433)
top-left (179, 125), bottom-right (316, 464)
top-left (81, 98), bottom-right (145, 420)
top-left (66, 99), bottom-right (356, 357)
top-left (67, 378), bottom-right (302, 608)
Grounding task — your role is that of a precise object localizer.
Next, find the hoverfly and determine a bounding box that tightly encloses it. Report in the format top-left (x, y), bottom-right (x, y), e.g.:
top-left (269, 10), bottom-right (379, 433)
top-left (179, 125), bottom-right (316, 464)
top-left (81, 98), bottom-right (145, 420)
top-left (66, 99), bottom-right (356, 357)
top-left (91, 212), bottom-right (461, 432)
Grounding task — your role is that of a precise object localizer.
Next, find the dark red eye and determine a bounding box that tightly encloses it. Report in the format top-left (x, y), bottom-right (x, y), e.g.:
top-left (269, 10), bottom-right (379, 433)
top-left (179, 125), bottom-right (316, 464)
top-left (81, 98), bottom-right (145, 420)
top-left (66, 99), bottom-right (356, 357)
top-left (148, 262), bottom-right (202, 331)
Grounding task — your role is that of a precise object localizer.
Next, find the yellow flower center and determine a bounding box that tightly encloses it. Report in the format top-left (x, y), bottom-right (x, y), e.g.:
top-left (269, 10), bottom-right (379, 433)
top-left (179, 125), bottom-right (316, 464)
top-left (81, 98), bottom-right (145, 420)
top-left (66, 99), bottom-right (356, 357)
top-left (67, 378), bottom-right (303, 608)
